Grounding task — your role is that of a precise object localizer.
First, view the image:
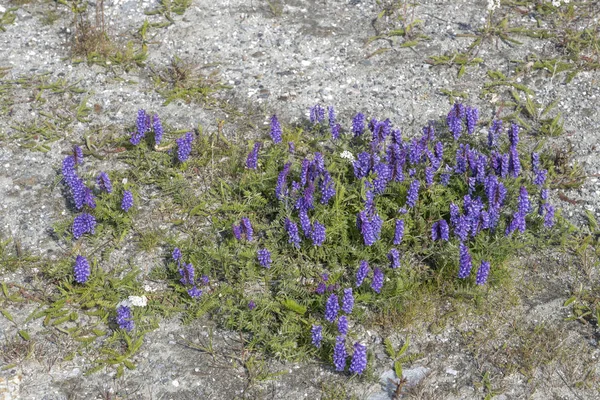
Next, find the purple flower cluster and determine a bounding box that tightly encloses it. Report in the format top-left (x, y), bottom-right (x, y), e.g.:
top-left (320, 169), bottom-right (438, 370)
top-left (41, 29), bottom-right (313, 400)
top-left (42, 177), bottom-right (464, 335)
top-left (130, 109), bottom-right (150, 145)
top-left (393, 219), bottom-right (405, 245)
top-left (176, 132), bottom-right (194, 162)
top-left (349, 342), bottom-right (367, 375)
top-left (371, 267), bottom-right (384, 293)
top-left (310, 104), bottom-right (325, 124)
top-left (488, 119), bottom-right (502, 148)
top-left (257, 248), bottom-right (272, 268)
top-left (284, 218), bottom-right (301, 248)
top-left (116, 305), bottom-right (134, 332)
top-left (352, 113), bottom-right (365, 137)
top-left (73, 213), bottom-right (96, 239)
top-left (356, 260), bottom-right (369, 287)
top-left (62, 156), bottom-right (94, 210)
top-left (337, 315), bottom-right (349, 335)
top-left (275, 162), bottom-right (292, 200)
top-left (152, 114), bottom-right (163, 145)
top-left (73, 145), bottom-right (84, 165)
top-left (325, 294), bottom-right (339, 323)
top-left (476, 261), bottom-right (491, 285)
top-left (233, 217), bottom-right (254, 241)
top-left (121, 190), bottom-right (134, 212)
top-left (74, 255), bottom-right (91, 283)
top-left (96, 172), bottom-right (112, 193)
top-left (311, 325), bottom-right (323, 348)
top-left (388, 248), bottom-right (401, 269)
top-left (310, 220), bottom-right (326, 246)
top-left (465, 106), bottom-right (479, 135)
top-left (447, 103), bottom-right (466, 140)
top-left (270, 115), bottom-right (283, 144)
top-left (458, 242), bottom-right (472, 279)
top-left (333, 336), bottom-right (347, 371)
top-left (406, 179), bottom-right (420, 208)
top-left (341, 288), bottom-right (354, 314)
top-left (431, 219), bottom-right (450, 241)
top-left (246, 142), bottom-right (261, 169)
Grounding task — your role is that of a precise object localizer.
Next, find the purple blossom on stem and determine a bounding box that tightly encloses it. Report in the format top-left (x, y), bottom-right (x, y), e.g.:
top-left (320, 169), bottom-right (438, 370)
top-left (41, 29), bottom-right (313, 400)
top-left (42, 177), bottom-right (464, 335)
top-left (257, 248), bottom-right (272, 268)
top-left (338, 315), bottom-right (349, 336)
top-left (328, 106), bottom-right (336, 128)
top-left (518, 186), bottom-right (531, 215)
top-left (248, 300), bottom-right (256, 310)
top-left (488, 119), bottom-right (502, 148)
top-left (388, 248), bottom-right (401, 269)
top-left (309, 104), bottom-right (325, 124)
top-left (275, 162), bottom-right (292, 200)
top-left (311, 325), bottom-right (323, 348)
top-left (136, 109), bottom-right (150, 136)
top-left (543, 203), bottom-right (555, 227)
top-left (534, 169), bottom-right (547, 186)
top-left (393, 219), bottom-right (405, 245)
top-left (152, 114), bottom-right (163, 145)
top-left (246, 142), bottom-right (261, 169)
top-left (431, 220), bottom-right (450, 241)
top-left (352, 113), bottom-right (366, 137)
top-left (349, 343), bottom-right (367, 375)
top-left (299, 209), bottom-right (312, 238)
top-left (172, 248), bottom-right (182, 262)
top-left (311, 220), bottom-right (326, 246)
top-left (176, 132), bottom-right (194, 162)
top-left (356, 261), bottom-right (369, 287)
top-left (241, 217), bottom-right (254, 241)
top-left (465, 106), bottom-right (479, 135)
top-left (531, 152), bottom-right (540, 173)
top-left (116, 305), bottom-right (134, 332)
top-left (406, 179), bottom-right (420, 208)
top-left (83, 187), bottom-right (96, 209)
top-left (270, 114), bottom-right (283, 144)
top-left (73, 213), bottom-right (96, 239)
top-left (352, 152), bottom-right (371, 179)
top-left (232, 224), bottom-right (242, 240)
top-left (458, 242), bottom-right (473, 279)
top-left (371, 268), bottom-right (384, 293)
top-left (284, 218), bottom-right (301, 248)
top-left (508, 146), bottom-right (521, 178)
top-left (96, 172), bottom-right (112, 193)
top-left (425, 167), bottom-right (434, 188)
top-left (508, 123), bottom-right (519, 147)
top-left (447, 103), bottom-right (466, 140)
top-left (179, 263), bottom-right (195, 285)
top-left (73, 145), bottom-right (84, 165)
top-left (319, 171), bottom-right (336, 204)
top-left (316, 282), bottom-right (326, 295)
top-left (121, 190), bottom-right (134, 212)
top-left (476, 261), bottom-right (491, 285)
top-left (188, 286), bottom-right (203, 298)
top-left (505, 211), bottom-right (526, 235)
top-left (341, 288), bottom-right (354, 314)
top-left (441, 173), bottom-right (451, 186)
top-left (333, 336), bottom-right (347, 371)
top-left (74, 255), bottom-right (91, 283)
top-left (325, 294), bottom-right (339, 323)
top-left (288, 141), bottom-right (295, 153)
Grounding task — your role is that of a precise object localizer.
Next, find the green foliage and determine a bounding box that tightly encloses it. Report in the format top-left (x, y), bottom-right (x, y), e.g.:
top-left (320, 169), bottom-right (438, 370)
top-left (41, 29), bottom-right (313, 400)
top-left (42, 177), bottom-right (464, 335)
top-left (0, 7), bottom-right (17, 31)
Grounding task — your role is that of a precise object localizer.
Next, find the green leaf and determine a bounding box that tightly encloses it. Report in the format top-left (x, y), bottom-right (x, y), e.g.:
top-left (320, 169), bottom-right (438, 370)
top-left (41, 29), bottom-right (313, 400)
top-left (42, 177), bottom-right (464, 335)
top-left (123, 359), bottom-right (136, 370)
top-left (563, 296), bottom-right (577, 307)
top-left (18, 330), bottom-right (30, 341)
top-left (1, 309), bottom-right (14, 323)
top-left (281, 299), bottom-right (307, 315)
top-left (394, 360), bottom-right (403, 379)
top-left (384, 338), bottom-right (395, 358)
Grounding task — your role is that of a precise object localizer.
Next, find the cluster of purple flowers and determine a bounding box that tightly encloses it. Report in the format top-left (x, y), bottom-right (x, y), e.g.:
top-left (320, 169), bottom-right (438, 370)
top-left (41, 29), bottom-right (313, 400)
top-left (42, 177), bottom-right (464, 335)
top-left (74, 255), bottom-right (91, 283)
top-left (173, 248), bottom-right (209, 298)
top-left (116, 305), bottom-right (134, 332)
top-left (130, 110), bottom-right (165, 146)
top-left (232, 217), bottom-right (254, 241)
top-left (257, 248), bottom-right (272, 268)
top-left (73, 213), bottom-right (97, 239)
top-left (310, 104), bottom-right (325, 125)
top-left (96, 172), bottom-right (112, 193)
top-left (356, 190), bottom-right (383, 246)
top-left (388, 248), bottom-right (401, 269)
top-left (121, 190), bottom-right (134, 212)
top-left (176, 132), bottom-right (194, 162)
top-left (431, 220), bottom-right (450, 241)
top-left (62, 155), bottom-right (94, 210)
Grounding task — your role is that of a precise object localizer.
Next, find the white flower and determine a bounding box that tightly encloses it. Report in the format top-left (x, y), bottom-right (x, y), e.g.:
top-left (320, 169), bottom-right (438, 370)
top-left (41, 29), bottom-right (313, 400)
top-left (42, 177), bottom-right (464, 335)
top-left (144, 284), bottom-right (156, 292)
top-left (128, 295), bottom-right (148, 307)
top-left (487, 0), bottom-right (500, 11)
top-left (340, 150), bottom-right (355, 162)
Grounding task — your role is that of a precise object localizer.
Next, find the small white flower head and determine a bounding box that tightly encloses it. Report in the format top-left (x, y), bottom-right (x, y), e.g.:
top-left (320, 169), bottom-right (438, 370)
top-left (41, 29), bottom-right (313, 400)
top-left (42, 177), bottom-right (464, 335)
top-left (128, 295), bottom-right (148, 307)
top-left (487, 0), bottom-right (501, 11)
top-left (117, 298), bottom-right (132, 308)
top-left (340, 150), bottom-right (355, 162)
top-left (144, 284), bottom-right (157, 292)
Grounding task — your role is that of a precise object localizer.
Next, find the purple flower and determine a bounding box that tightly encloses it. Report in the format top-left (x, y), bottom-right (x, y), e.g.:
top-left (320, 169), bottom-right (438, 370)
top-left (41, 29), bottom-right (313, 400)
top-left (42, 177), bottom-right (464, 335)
top-left (341, 288), bottom-right (354, 314)
top-left (352, 152), bottom-right (371, 179)
top-left (201, 275), bottom-right (209, 286)
top-left (331, 123), bottom-right (341, 140)
top-left (458, 242), bottom-right (472, 279)
top-left (534, 169), bottom-right (547, 186)
top-left (179, 262), bottom-right (195, 285)
top-left (518, 186), bottom-right (531, 215)
top-left (349, 342), bottom-right (367, 375)
top-left (74, 255), bottom-right (91, 283)
top-left (152, 114), bottom-right (164, 146)
top-left (505, 211), bottom-right (526, 235)
top-left (406, 179), bottom-right (420, 208)
top-left (176, 132), bottom-right (194, 162)
top-left (121, 190), bottom-right (134, 212)
top-left (319, 171), bottom-right (336, 204)
top-left (333, 336), bottom-right (347, 371)
top-left (356, 211), bottom-right (381, 246)
top-left (465, 106), bottom-right (479, 135)
top-left (270, 114), bottom-right (283, 144)
top-left (96, 172), bottom-right (112, 193)
top-left (246, 142), bottom-right (261, 169)
top-left (73, 145), bottom-right (84, 165)
top-left (393, 219), bottom-right (405, 245)
top-left (371, 267), bottom-right (384, 293)
top-left (440, 173), bottom-right (451, 186)
top-left (275, 162), bottom-right (292, 200)
top-left (73, 213), bottom-right (96, 239)
top-left (352, 113), bottom-right (365, 137)
top-left (311, 220), bottom-right (326, 246)
top-left (284, 218), bottom-right (301, 248)
top-left (136, 109), bottom-right (150, 136)
top-left (309, 104), bottom-right (325, 124)
top-left (447, 103), bottom-right (465, 140)
top-left (431, 220), bottom-right (450, 241)
top-left (338, 315), bottom-right (349, 336)
top-left (328, 106), bottom-right (336, 127)
top-left (531, 152), bottom-right (540, 173)
top-left (241, 217), bottom-right (254, 241)
top-left (500, 153), bottom-right (509, 178)
top-left (248, 300), bottom-right (256, 310)
top-left (187, 286), bottom-right (203, 298)
top-left (508, 146), bottom-right (521, 178)
top-left (172, 247), bottom-right (182, 262)
top-left (130, 132), bottom-right (144, 146)
top-left (83, 187), bottom-right (96, 209)
top-left (387, 248), bottom-right (401, 269)
top-left (257, 248), bottom-right (272, 268)
top-left (488, 119), bottom-right (502, 148)
top-left (476, 261), bottom-right (491, 285)
top-left (325, 294), bottom-right (339, 323)
top-left (116, 305), bottom-right (134, 332)
top-left (425, 167), bottom-right (434, 188)
top-left (508, 123), bottom-right (519, 147)
top-left (311, 325), bottom-right (323, 348)
top-left (543, 203), bottom-right (555, 227)
top-left (541, 188), bottom-right (549, 200)
top-left (288, 141), bottom-right (295, 153)
top-left (356, 261), bottom-right (369, 287)
top-left (232, 224), bottom-right (242, 240)
top-left (316, 282), bottom-right (326, 295)
top-left (299, 209), bottom-right (312, 238)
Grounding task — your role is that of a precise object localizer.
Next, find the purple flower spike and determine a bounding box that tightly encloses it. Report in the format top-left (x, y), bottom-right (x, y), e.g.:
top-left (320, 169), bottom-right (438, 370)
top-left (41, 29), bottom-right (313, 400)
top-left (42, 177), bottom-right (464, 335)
top-left (257, 248), bottom-right (272, 268)
top-left (73, 213), bottom-right (96, 239)
top-left (232, 224), bottom-right (242, 240)
top-left (543, 203), bottom-right (555, 227)
top-left (319, 171), bottom-right (336, 204)
top-left (116, 305), bottom-right (134, 332)
top-left (284, 218), bottom-right (301, 248)
top-left (518, 186), bottom-right (531, 215)
top-left (371, 268), bottom-right (384, 293)
top-left (356, 260), bottom-right (369, 287)
top-left (288, 141), bottom-right (295, 153)
top-left (465, 106), bottom-right (479, 135)
top-left (447, 103), bottom-right (465, 140)
top-left (172, 247), bottom-right (182, 262)
top-left (246, 142), bottom-right (261, 169)
top-left (187, 286), bottom-right (203, 298)
top-left (275, 162), bottom-right (292, 200)
top-left (508, 123), bottom-right (519, 147)
top-left (96, 172), bottom-right (112, 193)
top-left (270, 115), bottom-right (283, 144)
top-left (309, 104), bottom-right (325, 124)
top-left (333, 336), bottom-right (347, 371)
top-left (341, 288), bottom-right (354, 314)
top-left (176, 132), bottom-right (194, 162)
top-left (74, 255), bottom-right (91, 283)
top-left (406, 179), bottom-right (420, 208)
top-left (248, 300), bottom-right (256, 310)
top-left (152, 114), bottom-right (163, 146)
top-left (311, 325), bottom-right (323, 348)
top-left (136, 109), bottom-right (150, 136)
top-left (534, 169), bottom-right (547, 186)
top-left (488, 119), bottom-right (502, 148)
top-left (241, 217), bottom-right (254, 242)
top-left (476, 261), bottom-right (491, 285)
top-left (425, 167), bottom-right (434, 188)
top-left (393, 219), bottom-right (405, 245)
top-left (338, 315), bottom-right (349, 336)
top-left (458, 242), bottom-right (472, 279)
top-left (325, 294), bottom-right (339, 323)
top-left (179, 262), bottom-right (195, 285)
top-left (311, 220), bottom-right (326, 246)
top-left (431, 220), bottom-right (450, 241)
top-left (388, 248), bottom-right (401, 269)
top-left (352, 113), bottom-right (365, 137)
top-left (121, 190), bottom-right (134, 212)
top-left (328, 106), bottom-right (336, 127)
top-left (349, 342), bottom-right (367, 375)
